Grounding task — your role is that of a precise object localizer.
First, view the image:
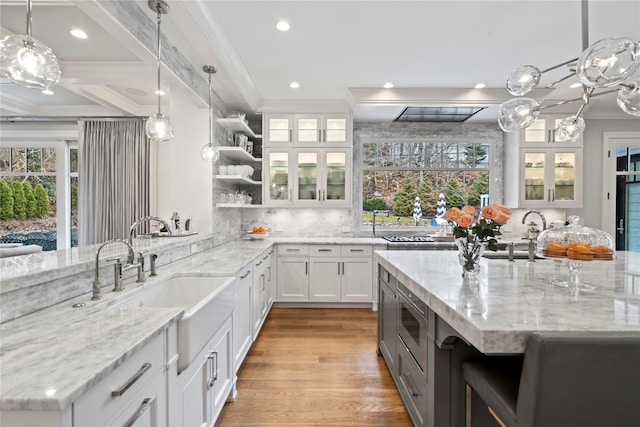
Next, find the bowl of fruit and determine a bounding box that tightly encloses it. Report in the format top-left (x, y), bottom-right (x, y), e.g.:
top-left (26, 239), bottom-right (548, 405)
top-left (247, 226), bottom-right (269, 240)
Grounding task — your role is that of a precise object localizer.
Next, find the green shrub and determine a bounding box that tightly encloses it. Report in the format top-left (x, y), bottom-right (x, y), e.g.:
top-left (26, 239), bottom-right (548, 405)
top-left (392, 174), bottom-right (418, 217)
top-left (363, 198), bottom-right (388, 211)
top-left (34, 183), bottom-right (50, 217)
top-left (11, 181), bottom-right (27, 219)
top-left (22, 181), bottom-right (36, 218)
top-left (71, 183), bottom-right (78, 211)
top-left (0, 180), bottom-right (14, 220)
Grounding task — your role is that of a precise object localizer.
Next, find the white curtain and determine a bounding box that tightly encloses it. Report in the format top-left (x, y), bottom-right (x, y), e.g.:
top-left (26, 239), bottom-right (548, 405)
top-left (78, 120), bottom-right (150, 246)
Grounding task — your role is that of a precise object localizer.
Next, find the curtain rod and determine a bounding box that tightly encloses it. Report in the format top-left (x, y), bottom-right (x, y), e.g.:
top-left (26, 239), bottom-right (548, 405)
top-left (0, 116), bottom-right (147, 123)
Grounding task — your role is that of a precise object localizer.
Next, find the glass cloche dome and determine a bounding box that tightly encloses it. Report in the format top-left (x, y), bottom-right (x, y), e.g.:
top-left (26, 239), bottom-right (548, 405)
top-left (536, 216), bottom-right (615, 261)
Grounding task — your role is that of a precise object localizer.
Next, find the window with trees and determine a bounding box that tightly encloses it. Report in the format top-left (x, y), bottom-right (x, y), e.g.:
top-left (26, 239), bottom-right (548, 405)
top-left (362, 140), bottom-right (490, 226)
top-left (0, 141), bottom-right (78, 249)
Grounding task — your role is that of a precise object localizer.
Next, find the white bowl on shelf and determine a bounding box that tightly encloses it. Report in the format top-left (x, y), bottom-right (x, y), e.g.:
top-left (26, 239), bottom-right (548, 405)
top-left (247, 231), bottom-right (270, 240)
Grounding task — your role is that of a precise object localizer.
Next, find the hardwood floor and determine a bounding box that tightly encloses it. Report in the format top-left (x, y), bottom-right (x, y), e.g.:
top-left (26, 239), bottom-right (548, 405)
top-left (216, 308), bottom-right (413, 426)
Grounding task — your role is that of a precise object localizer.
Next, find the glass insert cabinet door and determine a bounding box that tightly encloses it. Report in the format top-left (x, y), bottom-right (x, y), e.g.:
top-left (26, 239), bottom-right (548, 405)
top-left (324, 151), bottom-right (346, 201)
top-left (265, 115), bottom-right (293, 143)
top-left (294, 114), bottom-right (350, 144)
top-left (267, 151), bottom-right (290, 202)
top-left (523, 152), bottom-right (546, 201)
top-left (554, 152), bottom-right (576, 201)
top-left (297, 152), bottom-right (318, 201)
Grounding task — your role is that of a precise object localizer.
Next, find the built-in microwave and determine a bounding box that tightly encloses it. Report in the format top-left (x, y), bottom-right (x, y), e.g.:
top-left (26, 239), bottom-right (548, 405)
top-left (397, 282), bottom-right (428, 377)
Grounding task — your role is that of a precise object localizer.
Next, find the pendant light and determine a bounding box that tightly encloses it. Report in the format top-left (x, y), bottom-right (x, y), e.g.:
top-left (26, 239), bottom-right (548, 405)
top-left (201, 65), bottom-right (220, 162)
top-left (498, 0), bottom-right (640, 141)
top-left (0, 0), bottom-right (61, 89)
top-left (145, 0), bottom-right (173, 142)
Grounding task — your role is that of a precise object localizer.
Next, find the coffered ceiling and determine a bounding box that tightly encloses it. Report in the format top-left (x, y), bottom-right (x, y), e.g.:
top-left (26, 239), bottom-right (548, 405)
top-left (1, 0), bottom-right (639, 123)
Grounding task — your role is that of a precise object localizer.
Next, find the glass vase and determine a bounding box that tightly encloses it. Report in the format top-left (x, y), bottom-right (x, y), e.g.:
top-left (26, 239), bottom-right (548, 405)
top-left (455, 237), bottom-right (485, 278)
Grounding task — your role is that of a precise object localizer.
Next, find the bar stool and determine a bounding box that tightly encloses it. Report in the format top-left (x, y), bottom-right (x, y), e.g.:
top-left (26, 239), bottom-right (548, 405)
top-left (463, 331), bottom-right (640, 427)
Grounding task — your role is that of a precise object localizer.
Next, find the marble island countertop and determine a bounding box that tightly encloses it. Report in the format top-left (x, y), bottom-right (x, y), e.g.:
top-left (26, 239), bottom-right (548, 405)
top-left (376, 250), bottom-right (640, 354)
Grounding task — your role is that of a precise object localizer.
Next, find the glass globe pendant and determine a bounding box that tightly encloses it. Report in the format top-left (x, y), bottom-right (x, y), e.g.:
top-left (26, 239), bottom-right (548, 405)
top-left (576, 37), bottom-right (640, 88)
top-left (497, 97), bottom-right (540, 132)
top-left (145, 1), bottom-right (173, 142)
top-left (506, 65), bottom-right (541, 96)
top-left (0, 0), bottom-right (61, 89)
top-left (617, 81), bottom-right (640, 117)
top-left (555, 116), bottom-right (585, 142)
top-left (201, 65), bottom-right (219, 162)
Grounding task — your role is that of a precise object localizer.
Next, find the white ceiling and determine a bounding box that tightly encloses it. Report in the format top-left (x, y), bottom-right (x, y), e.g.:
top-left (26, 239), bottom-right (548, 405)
top-left (1, 0), bottom-right (639, 123)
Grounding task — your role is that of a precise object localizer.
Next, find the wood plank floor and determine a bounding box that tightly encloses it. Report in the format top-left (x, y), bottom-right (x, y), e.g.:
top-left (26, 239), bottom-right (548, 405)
top-left (215, 308), bottom-right (413, 426)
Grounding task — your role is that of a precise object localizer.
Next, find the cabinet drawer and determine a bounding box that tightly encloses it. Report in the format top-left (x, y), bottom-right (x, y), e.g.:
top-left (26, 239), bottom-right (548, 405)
top-left (309, 245), bottom-right (340, 256)
top-left (341, 245), bottom-right (372, 257)
top-left (105, 368), bottom-right (166, 427)
top-left (396, 337), bottom-right (427, 427)
top-left (277, 244), bottom-right (309, 255)
top-left (74, 333), bottom-right (165, 426)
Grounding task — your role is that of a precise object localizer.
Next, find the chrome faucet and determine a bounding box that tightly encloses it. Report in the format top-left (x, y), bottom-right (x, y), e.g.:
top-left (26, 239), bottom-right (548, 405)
top-left (522, 210), bottom-right (547, 231)
top-left (128, 216), bottom-right (173, 263)
top-left (372, 210), bottom-right (379, 238)
top-left (91, 239), bottom-right (137, 300)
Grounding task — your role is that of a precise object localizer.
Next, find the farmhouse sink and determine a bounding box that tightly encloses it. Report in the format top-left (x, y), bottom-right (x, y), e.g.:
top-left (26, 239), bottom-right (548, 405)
top-left (114, 274), bottom-right (235, 372)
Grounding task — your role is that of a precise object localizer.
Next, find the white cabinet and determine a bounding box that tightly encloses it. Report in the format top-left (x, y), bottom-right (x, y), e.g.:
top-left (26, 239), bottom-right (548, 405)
top-left (519, 148), bottom-right (582, 208)
top-left (252, 249), bottom-right (273, 337)
top-left (263, 147), bottom-right (351, 207)
top-left (177, 315), bottom-right (233, 427)
top-left (276, 245), bottom-right (309, 301)
top-left (505, 114), bottom-right (583, 208)
top-left (74, 332), bottom-right (167, 427)
top-left (232, 267), bottom-right (253, 373)
top-left (294, 114), bottom-right (351, 146)
top-left (276, 244), bottom-right (373, 303)
top-left (263, 113), bottom-right (351, 146)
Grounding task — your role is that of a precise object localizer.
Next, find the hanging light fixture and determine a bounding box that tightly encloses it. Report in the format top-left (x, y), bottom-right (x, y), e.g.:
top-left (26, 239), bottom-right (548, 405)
top-left (201, 65), bottom-right (220, 162)
top-left (498, 0), bottom-right (640, 142)
top-left (0, 0), bottom-right (61, 89)
top-left (145, 0), bottom-right (173, 142)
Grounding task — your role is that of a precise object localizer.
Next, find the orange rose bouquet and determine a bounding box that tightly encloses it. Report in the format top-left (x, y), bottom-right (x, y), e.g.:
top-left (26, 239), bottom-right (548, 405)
top-left (444, 204), bottom-right (511, 275)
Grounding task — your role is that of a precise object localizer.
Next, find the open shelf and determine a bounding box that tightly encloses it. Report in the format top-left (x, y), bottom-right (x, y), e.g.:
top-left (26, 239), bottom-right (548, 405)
top-left (215, 175), bottom-right (262, 185)
top-left (216, 118), bottom-right (260, 139)
top-left (218, 147), bottom-right (262, 163)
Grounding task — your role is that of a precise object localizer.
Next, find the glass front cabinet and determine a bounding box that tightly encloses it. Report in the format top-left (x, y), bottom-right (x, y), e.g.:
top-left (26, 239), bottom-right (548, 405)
top-left (263, 114), bottom-right (351, 146)
top-left (263, 148), bottom-right (351, 207)
top-left (519, 148), bottom-right (583, 208)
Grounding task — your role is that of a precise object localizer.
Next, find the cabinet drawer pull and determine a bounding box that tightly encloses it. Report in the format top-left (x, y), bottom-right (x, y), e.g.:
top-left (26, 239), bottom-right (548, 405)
top-left (207, 351), bottom-right (218, 389)
top-left (286, 248), bottom-right (300, 252)
top-left (111, 362), bottom-right (152, 397)
top-left (401, 373), bottom-right (421, 397)
top-left (350, 249), bottom-right (364, 252)
top-left (124, 396), bottom-right (156, 427)
top-left (240, 270), bottom-right (251, 279)
top-left (255, 260), bottom-right (262, 266)
top-left (319, 249), bottom-right (333, 252)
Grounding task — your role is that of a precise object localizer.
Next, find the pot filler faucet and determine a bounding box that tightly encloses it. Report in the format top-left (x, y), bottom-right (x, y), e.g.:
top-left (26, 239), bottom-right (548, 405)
top-left (91, 239), bottom-right (142, 300)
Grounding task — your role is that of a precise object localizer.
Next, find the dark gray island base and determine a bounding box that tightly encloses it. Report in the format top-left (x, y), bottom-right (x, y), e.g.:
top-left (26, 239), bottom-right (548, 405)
top-left (375, 250), bottom-right (640, 427)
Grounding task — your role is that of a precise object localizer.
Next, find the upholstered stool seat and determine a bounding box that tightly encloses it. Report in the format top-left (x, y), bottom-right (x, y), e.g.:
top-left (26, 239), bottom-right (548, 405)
top-left (463, 331), bottom-right (640, 427)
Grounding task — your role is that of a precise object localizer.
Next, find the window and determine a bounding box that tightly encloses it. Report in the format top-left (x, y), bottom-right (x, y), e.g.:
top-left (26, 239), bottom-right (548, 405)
top-left (362, 140), bottom-right (490, 226)
top-left (0, 140), bottom-right (78, 249)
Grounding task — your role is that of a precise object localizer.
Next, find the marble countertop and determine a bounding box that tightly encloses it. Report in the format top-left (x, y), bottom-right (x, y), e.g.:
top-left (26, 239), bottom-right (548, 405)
top-left (376, 251), bottom-right (640, 354)
top-left (1, 236), bottom-right (386, 412)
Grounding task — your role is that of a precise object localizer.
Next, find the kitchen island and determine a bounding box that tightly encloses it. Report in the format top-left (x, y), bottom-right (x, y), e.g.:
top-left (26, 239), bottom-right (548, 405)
top-left (375, 250), bottom-right (640, 427)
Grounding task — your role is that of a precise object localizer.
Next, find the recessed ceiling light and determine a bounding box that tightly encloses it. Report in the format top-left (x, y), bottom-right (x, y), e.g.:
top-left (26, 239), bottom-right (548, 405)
top-left (383, 82), bottom-right (394, 89)
top-left (474, 83), bottom-right (486, 89)
top-left (155, 89), bottom-right (165, 96)
top-left (570, 82), bottom-right (583, 88)
top-left (70, 29), bottom-right (88, 39)
top-left (290, 81), bottom-right (300, 89)
top-left (276, 21), bottom-right (290, 31)
top-left (41, 89), bottom-right (54, 95)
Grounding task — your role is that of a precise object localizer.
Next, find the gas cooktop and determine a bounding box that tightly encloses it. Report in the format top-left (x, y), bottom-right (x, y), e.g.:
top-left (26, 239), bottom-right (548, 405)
top-left (382, 236), bottom-right (435, 243)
